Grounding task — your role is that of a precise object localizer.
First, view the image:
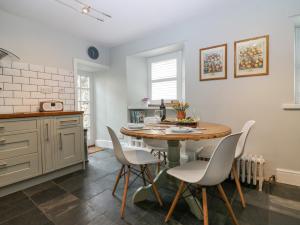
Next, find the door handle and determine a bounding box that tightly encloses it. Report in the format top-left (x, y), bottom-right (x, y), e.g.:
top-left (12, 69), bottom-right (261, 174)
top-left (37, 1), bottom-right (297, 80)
top-left (0, 138), bottom-right (6, 144)
top-left (59, 133), bottom-right (63, 150)
top-left (45, 123), bottom-right (49, 141)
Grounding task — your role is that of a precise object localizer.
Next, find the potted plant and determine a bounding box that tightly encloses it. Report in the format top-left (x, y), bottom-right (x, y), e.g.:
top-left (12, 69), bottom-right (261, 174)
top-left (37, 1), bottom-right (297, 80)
top-left (172, 102), bottom-right (189, 119)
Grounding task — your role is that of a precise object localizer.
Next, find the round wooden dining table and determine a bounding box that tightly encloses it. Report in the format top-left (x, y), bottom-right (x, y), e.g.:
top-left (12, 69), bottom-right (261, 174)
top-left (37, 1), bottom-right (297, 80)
top-left (120, 121), bottom-right (231, 220)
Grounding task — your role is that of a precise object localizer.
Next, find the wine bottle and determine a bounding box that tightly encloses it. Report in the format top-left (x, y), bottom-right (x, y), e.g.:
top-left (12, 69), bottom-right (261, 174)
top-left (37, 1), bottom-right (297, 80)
top-left (160, 99), bottom-right (166, 121)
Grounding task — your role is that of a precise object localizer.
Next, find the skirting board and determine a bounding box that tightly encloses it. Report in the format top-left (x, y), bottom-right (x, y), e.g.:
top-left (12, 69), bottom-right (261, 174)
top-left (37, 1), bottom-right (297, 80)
top-left (95, 139), bottom-right (126, 149)
top-left (276, 168), bottom-right (300, 186)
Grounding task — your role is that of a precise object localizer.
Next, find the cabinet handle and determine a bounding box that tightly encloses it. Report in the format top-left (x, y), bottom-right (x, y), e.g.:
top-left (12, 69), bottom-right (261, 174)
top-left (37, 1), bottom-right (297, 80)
top-left (0, 160), bottom-right (7, 167)
top-left (45, 123), bottom-right (49, 141)
top-left (0, 138), bottom-right (6, 144)
top-left (59, 133), bottom-right (63, 150)
top-left (0, 126), bottom-right (4, 129)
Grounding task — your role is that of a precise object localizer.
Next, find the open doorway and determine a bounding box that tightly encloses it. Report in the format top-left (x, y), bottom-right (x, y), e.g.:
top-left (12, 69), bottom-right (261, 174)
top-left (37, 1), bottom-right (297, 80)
top-left (73, 58), bottom-right (109, 154)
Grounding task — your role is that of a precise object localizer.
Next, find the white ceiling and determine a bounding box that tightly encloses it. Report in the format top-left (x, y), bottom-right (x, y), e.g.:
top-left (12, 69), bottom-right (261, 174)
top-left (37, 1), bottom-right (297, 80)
top-left (0, 0), bottom-right (223, 47)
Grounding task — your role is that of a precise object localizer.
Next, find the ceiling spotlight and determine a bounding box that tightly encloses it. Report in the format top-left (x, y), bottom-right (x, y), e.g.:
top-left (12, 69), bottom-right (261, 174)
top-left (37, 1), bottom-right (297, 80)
top-left (82, 6), bottom-right (90, 14)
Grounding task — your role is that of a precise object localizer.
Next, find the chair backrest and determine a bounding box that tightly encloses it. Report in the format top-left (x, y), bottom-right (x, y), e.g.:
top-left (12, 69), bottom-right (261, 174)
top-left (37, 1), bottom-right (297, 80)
top-left (106, 126), bottom-right (130, 165)
top-left (199, 133), bottom-right (242, 186)
top-left (235, 120), bottom-right (255, 159)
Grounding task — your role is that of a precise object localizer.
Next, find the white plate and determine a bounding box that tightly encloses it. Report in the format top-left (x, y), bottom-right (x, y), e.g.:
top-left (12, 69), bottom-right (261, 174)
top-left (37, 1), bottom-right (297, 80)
top-left (170, 127), bottom-right (193, 133)
top-left (127, 123), bottom-right (144, 129)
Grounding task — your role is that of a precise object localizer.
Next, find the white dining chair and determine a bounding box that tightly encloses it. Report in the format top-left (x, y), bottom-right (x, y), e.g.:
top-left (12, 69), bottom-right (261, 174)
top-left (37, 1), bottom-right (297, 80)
top-left (107, 126), bottom-right (163, 218)
top-left (143, 138), bottom-right (168, 172)
top-left (165, 133), bottom-right (242, 225)
top-left (231, 120), bottom-right (255, 208)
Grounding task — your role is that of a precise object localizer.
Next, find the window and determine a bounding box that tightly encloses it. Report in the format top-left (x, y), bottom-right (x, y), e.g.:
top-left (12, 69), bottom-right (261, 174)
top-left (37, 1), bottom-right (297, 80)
top-left (148, 52), bottom-right (182, 102)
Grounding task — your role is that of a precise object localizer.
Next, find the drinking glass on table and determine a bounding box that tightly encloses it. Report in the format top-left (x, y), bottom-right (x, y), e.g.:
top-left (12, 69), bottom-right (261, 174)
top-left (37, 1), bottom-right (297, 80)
top-left (154, 109), bottom-right (163, 120)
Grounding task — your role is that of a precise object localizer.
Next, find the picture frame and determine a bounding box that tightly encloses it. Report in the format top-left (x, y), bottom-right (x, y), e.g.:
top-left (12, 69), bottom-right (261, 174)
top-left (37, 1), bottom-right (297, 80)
top-left (234, 35), bottom-right (269, 78)
top-left (199, 44), bottom-right (227, 81)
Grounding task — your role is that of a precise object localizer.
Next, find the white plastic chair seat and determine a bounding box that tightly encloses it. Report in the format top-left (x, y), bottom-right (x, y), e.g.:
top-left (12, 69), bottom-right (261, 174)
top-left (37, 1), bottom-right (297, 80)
top-left (167, 160), bottom-right (209, 184)
top-left (124, 150), bottom-right (161, 165)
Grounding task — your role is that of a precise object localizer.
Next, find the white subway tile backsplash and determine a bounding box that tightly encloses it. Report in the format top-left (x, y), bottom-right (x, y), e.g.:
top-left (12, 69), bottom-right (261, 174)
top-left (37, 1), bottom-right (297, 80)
top-left (3, 68), bottom-right (20, 76)
top-left (45, 66), bottom-right (58, 74)
top-left (14, 91), bottom-right (30, 98)
top-left (0, 106), bottom-right (13, 113)
top-left (22, 70), bottom-right (38, 78)
top-left (59, 81), bottom-right (70, 87)
top-left (65, 87), bottom-right (75, 93)
top-left (38, 72), bottom-right (52, 80)
top-left (0, 75), bottom-right (13, 83)
top-left (4, 83), bottom-right (21, 91)
top-left (12, 62), bottom-right (29, 70)
top-left (65, 76), bottom-right (73, 82)
top-left (23, 98), bottom-right (39, 105)
top-left (30, 78), bottom-right (44, 86)
top-left (0, 62), bottom-right (75, 113)
top-left (0, 61), bottom-right (11, 68)
top-left (31, 92), bottom-right (45, 99)
top-left (58, 68), bottom-right (70, 76)
top-left (29, 64), bottom-right (44, 72)
top-left (13, 76), bottom-right (29, 84)
top-left (52, 74), bottom-right (65, 81)
top-left (4, 98), bottom-right (22, 105)
top-left (45, 80), bottom-right (59, 87)
top-left (14, 105), bottom-right (31, 113)
top-left (22, 84), bottom-right (37, 92)
top-left (0, 90), bottom-right (13, 98)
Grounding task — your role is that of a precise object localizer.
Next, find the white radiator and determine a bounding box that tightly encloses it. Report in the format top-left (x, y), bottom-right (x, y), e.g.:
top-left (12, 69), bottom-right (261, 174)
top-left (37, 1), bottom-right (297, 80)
top-left (232, 154), bottom-right (265, 191)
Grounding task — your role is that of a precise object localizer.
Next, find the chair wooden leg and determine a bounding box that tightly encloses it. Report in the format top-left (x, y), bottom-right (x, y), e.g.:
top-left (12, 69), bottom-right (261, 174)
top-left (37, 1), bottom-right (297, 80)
top-left (120, 166), bottom-right (130, 218)
top-left (202, 187), bottom-right (209, 225)
top-left (144, 165), bottom-right (163, 207)
top-left (112, 165), bottom-right (124, 196)
top-left (232, 161), bottom-right (246, 208)
top-left (217, 184), bottom-right (239, 225)
top-left (140, 165), bottom-right (147, 186)
top-left (165, 181), bottom-right (185, 222)
top-left (163, 152), bottom-right (167, 165)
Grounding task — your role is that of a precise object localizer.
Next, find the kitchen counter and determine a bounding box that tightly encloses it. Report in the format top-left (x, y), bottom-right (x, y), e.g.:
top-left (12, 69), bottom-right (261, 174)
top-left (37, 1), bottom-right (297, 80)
top-left (0, 111), bottom-right (84, 119)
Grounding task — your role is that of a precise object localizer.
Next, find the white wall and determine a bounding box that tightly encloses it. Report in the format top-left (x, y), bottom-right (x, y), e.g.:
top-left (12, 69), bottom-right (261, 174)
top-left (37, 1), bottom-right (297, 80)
top-left (103, 0), bottom-right (300, 179)
top-left (0, 9), bottom-right (109, 70)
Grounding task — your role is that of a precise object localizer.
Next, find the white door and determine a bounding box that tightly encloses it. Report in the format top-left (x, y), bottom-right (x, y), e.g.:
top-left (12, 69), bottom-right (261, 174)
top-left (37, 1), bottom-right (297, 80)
top-left (76, 73), bottom-right (94, 146)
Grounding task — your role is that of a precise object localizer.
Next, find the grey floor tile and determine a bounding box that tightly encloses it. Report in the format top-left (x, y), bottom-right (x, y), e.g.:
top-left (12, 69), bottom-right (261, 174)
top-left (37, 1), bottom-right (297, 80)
top-left (0, 208), bottom-right (54, 225)
top-left (23, 181), bottom-right (57, 197)
top-left (30, 185), bottom-right (66, 205)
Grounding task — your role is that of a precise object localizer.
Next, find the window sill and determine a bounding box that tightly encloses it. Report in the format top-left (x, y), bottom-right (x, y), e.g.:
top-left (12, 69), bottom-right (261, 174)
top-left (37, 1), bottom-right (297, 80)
top-left (282, 103), bottom-right (300, 110)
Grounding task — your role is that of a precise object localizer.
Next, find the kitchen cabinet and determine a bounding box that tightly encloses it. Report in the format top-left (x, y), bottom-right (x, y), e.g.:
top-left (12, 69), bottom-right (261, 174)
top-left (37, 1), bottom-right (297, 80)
top-left (0, 112), bottom-right (84, 190)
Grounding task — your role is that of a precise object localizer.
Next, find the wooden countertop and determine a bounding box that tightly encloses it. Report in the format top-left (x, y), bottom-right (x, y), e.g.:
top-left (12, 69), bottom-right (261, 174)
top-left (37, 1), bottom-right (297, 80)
top-left (0, 111), bottom-right (84, 119)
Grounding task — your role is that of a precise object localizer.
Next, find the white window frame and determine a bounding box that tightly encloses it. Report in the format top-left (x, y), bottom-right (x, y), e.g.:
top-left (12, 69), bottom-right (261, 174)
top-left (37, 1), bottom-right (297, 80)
top-left (147, 51), bottom-right (182, 103)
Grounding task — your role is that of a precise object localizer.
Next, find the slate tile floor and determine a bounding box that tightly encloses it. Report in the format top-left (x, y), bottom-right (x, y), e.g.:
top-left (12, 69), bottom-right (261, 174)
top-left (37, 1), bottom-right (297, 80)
top-left (0, 149), bottom-right (299, 225)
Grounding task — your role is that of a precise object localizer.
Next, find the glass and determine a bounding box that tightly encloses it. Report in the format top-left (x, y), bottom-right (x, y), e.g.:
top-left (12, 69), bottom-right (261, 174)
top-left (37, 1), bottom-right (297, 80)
top-left (83, 114), bottom-right (90, 128)
top-left (80, 102), bottom-right (90, 114)
top-left (80, 76), bottom-right (90, 88)
top-left (154, 109), bottom-right (163, 120)
top-left (80, 89), bottom-right (90, 101)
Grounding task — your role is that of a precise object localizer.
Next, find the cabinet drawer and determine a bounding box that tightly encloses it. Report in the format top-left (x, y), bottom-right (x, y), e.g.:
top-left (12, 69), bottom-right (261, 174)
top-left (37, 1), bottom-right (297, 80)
top-left (0, 131), bottom-right (38, 159)
top-left (0, 153), bottom-right (39, 187)
top-left (0, 120), bottom-right (37, 133)
top-left (56, 117), bottom-right (80, 127)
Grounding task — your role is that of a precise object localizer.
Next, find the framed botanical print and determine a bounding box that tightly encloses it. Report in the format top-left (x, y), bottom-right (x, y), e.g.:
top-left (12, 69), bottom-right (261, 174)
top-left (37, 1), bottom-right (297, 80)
top-left (200, 44), bottom-right (227, 81)
top-left (234, 35), bottom-right (269, 78)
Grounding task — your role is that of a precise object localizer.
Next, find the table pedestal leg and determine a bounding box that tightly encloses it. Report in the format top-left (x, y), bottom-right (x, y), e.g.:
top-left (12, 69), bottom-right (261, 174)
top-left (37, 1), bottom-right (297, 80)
top-left (132, 140), bottom-right (203, 220)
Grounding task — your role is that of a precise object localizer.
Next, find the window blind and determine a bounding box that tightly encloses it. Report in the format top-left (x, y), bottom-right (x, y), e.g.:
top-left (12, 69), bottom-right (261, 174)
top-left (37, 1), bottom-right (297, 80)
top-left (150, 58), bottom-right (177, 100)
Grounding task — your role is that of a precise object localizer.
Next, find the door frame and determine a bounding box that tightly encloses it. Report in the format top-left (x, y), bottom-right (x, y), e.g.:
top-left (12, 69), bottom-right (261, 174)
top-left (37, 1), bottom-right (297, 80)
top-left (73, 58), bottom-right (109, 146)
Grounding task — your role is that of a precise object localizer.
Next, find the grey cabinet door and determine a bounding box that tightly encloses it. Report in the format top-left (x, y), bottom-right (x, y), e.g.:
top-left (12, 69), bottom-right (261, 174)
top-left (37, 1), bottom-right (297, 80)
top-left (56, 126), bottom-right (82, 169)
top-left (41, 119), bottom-right (55, 173)
top-left (0, 131), bottom-right (38, 159)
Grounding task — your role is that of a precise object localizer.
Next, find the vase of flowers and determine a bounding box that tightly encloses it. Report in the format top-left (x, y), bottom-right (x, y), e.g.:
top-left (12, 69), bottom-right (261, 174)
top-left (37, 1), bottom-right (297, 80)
top-left (141, 97), bottom-right (150, 107)
top-left (172, 102), bottom-right (189, 120)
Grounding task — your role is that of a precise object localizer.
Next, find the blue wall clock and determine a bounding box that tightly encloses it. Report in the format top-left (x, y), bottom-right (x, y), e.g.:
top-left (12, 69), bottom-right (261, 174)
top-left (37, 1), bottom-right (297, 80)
top-left (87, 46), bottom-right (99, 60)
